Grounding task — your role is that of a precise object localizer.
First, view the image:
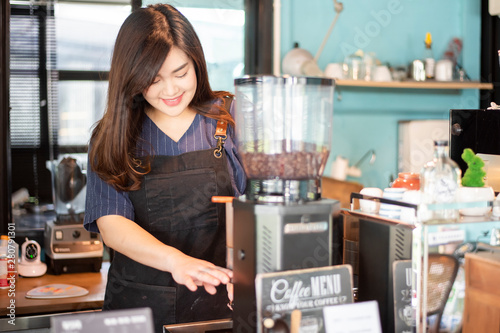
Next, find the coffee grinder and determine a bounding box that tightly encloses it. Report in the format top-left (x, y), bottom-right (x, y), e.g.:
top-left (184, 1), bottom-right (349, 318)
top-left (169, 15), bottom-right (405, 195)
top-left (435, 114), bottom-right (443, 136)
top-left (44, 155), bottom-right (103, 274)
top-left (231, 76), bottom-right (339, 332)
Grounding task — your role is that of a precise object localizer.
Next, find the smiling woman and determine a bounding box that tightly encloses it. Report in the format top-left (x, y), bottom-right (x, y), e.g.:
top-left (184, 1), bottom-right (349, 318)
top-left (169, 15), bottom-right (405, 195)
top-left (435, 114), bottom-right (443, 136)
top-left (83, 4), bottom-right (247, 332)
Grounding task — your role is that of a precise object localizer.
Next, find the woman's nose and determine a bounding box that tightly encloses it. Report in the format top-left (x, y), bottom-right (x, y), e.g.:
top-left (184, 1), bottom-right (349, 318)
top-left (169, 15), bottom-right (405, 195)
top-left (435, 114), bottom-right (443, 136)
top-left (162, 80), bottom-right (178, 96)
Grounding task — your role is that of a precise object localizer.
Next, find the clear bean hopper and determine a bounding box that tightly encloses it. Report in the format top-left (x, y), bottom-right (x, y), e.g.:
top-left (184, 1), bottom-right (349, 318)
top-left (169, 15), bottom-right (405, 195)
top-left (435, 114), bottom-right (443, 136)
top-left (234, 75), bottom-right (334, 203)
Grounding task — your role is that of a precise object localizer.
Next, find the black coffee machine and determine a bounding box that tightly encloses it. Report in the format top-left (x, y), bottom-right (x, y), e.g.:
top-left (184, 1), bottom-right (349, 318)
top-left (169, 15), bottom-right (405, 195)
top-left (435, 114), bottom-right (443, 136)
top-left (231, 76), bottom-right (340, 333)
top-left (44, 155), bottom-right (103, 274)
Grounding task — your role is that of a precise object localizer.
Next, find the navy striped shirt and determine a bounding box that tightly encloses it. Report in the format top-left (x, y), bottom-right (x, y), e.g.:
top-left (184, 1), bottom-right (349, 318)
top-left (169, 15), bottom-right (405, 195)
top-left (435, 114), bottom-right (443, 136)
top-left (83, 103), bottom-right (247, 233)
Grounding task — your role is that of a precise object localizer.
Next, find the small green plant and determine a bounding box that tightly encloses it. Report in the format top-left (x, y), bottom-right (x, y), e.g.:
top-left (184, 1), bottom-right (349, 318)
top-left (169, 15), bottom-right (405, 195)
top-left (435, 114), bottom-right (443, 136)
top-left (461, 148), bottom-right (486, 187)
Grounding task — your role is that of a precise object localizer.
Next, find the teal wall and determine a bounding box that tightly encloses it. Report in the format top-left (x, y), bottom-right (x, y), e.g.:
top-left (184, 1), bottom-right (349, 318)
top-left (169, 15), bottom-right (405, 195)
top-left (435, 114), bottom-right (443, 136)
top-left (280, 0), bottom-right (485, 189)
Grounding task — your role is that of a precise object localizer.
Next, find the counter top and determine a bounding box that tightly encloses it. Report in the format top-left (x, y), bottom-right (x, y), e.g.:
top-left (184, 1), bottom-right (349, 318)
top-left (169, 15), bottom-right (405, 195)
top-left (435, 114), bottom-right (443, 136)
top-left (0, 262), bottom-right (109, 317)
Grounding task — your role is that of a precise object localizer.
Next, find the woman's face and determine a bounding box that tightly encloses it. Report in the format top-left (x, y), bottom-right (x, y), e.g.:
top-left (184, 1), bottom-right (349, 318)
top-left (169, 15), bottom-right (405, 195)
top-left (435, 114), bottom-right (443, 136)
top-left (143, 46), bottom-right (197, 118)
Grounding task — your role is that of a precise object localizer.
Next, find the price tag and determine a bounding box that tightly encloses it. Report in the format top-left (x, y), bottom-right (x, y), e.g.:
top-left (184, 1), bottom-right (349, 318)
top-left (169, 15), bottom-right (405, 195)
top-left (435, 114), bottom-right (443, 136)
top-left (323, 300), bottom-right (382, 333)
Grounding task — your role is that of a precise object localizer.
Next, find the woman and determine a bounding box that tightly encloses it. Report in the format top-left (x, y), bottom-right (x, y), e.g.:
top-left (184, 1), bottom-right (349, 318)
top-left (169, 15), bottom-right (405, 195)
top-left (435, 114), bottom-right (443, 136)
top-left (83, 4), bottom-right (246, 332)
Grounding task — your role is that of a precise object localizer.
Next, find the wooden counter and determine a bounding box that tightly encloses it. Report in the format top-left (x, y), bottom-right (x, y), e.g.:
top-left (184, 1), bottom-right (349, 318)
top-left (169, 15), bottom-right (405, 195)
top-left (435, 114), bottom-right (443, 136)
top-left (1, 261), bottom-right (108, 317)
top-left (462, 252), bottom-right (500, 333)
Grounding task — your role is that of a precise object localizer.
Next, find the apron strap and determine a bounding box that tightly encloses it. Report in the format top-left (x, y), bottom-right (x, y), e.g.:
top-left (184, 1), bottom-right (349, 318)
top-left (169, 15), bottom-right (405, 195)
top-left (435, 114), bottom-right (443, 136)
top-left (214, 120), bottom-right (227, 158)
top-left (213, 96), bottom-right (232, 158)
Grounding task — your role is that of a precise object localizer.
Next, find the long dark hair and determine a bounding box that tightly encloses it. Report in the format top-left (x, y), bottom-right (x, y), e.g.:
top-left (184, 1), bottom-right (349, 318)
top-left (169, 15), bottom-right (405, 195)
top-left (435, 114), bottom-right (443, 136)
top-left (89, 4), bottom-right (234, 192)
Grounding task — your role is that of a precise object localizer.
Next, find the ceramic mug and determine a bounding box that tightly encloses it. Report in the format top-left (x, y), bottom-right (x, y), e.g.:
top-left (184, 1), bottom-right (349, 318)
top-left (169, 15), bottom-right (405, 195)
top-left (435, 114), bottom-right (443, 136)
top-left (324, 63), bottom-right (344, 79)
top-left (373, 66), bottom-right (392, 82)
top-left (331, 155), bottom-right (349, 181)
top-left (435, 59), bottom-right (454, 81)
top-left (360, 187), bottom-right (383, 213)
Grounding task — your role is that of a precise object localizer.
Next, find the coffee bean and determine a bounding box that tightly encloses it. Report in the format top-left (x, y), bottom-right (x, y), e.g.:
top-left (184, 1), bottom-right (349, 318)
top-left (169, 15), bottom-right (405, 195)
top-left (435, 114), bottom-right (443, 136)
top-left (240, 149), bottom-right (329, 179)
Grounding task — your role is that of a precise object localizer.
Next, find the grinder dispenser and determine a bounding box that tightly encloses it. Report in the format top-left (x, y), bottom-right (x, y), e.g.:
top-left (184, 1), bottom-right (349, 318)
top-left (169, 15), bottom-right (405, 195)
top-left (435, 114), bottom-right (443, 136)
top-left (231, 76), bottom-right (339, 332)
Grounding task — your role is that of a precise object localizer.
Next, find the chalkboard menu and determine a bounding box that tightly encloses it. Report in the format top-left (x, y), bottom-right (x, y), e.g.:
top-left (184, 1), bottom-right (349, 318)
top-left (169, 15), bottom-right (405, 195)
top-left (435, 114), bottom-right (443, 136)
top-left (255, 265), bottom-right (353, 333)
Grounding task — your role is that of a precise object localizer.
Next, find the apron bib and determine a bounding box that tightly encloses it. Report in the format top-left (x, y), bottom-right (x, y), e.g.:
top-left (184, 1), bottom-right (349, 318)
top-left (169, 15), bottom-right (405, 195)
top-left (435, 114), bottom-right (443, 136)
top-left (103, 147), bottom-right (234, 333)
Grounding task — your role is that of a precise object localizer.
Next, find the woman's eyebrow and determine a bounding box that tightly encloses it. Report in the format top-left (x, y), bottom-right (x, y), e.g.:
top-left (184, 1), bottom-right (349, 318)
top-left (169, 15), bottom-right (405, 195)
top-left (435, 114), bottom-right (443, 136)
top-left (172, 62), bottom-right (188, 73)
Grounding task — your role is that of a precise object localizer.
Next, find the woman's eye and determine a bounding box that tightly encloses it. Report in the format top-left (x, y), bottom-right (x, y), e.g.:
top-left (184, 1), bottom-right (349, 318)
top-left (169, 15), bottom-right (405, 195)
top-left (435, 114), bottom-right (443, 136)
top-left (176, 72), bottom-right (187, 79)
top-left (151, 76), bottom-right (161, 84)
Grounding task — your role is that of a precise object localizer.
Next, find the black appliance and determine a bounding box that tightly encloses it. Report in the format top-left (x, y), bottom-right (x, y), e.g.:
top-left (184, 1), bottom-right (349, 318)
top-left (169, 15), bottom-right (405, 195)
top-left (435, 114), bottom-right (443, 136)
top-left (356, 217), bottom-right (413, 333)
top-left (450, 108), bottom-right (500, 192)
top-left (44, 156), bottom-right (103, 274)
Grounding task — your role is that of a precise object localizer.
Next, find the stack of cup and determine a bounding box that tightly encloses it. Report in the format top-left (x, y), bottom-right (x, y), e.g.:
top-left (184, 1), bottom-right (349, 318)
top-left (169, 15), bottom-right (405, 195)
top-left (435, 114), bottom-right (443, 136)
top-left (379, 188), bottom-right (407, 219)
top-left (400, 190), bottom-right (422, 224)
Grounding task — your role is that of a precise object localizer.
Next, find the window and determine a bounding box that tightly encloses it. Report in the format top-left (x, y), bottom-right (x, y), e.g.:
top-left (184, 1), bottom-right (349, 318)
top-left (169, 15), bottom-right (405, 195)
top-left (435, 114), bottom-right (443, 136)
top-left (10, 3), bottom-right (54, 149)
top-left (10, 2), bottom-right (56, 202)
top-left (9, 0), bottom-right (130, 202)
top-left (55, 2), bottom-right (131, 147)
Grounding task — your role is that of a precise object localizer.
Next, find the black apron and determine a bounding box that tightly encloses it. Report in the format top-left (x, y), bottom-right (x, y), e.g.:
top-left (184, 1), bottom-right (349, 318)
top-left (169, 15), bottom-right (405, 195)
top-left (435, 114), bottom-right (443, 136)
top-left (102, 144), bottom-right (234, 333)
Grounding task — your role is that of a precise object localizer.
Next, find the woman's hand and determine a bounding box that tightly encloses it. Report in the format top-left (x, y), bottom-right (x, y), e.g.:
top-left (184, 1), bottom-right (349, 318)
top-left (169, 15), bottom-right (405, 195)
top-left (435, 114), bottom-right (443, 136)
top-left (167, 251), bottom-right (233, 295)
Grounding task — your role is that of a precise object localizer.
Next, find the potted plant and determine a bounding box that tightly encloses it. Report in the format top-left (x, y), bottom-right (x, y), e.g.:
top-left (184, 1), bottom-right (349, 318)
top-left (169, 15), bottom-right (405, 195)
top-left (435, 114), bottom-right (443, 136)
top-left (457, 148), bottom-right (495, 216)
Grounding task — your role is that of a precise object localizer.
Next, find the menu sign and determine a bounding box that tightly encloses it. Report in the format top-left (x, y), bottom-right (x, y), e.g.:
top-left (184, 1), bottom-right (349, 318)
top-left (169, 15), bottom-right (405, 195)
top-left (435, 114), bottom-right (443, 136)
top-left (255, 265), bottom-right (353, 333)
top-left (393, 260), bottom-right (415, 333)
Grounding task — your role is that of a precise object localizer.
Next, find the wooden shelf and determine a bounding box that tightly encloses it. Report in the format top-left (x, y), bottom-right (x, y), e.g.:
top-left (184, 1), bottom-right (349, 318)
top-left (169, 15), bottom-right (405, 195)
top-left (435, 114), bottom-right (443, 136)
top-left (335, 79), bottom-right (494, 90)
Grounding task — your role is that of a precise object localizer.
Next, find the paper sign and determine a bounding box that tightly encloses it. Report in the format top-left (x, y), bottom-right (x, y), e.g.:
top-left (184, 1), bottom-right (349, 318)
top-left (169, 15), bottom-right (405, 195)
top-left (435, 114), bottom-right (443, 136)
top-left (323, 301), bottom-right (382, 333)
top-left (255, 265), bottom-right (353, 333)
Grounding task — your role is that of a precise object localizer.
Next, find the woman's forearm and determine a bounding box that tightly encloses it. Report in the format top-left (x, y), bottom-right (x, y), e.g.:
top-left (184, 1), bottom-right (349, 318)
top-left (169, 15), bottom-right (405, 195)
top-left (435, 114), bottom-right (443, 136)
top-left (96, 214), bottom-right (183, 272)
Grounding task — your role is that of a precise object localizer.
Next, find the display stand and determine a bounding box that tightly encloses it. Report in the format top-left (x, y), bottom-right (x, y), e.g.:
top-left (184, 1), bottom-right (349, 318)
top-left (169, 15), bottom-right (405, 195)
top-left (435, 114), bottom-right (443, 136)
top-left (345, 193), bottom-right (500, 333)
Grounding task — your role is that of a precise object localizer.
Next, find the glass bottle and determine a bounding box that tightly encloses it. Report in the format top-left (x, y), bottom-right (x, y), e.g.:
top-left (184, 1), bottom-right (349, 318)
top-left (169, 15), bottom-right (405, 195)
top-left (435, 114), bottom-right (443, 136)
top-left (344, 50), bottom-right (365, 80)
top-left (420, 140), bottom-right (461, 220)
top-left (423, 32), bottom-right (435, 80)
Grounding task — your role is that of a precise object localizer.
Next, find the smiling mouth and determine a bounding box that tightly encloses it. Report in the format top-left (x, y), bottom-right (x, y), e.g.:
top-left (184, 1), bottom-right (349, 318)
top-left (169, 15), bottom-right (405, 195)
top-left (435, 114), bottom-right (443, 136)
top-left (162, 93), bottom-right (183, 107)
